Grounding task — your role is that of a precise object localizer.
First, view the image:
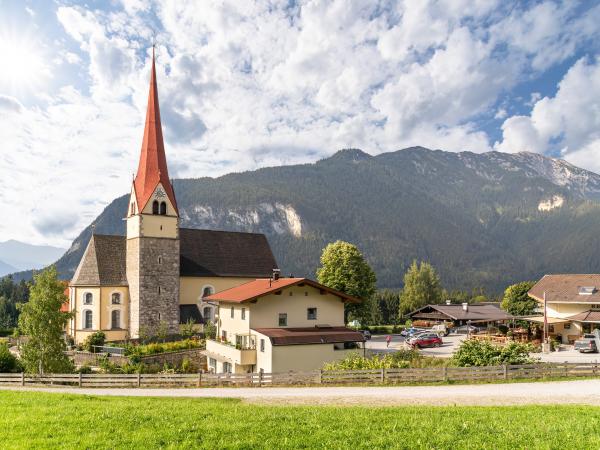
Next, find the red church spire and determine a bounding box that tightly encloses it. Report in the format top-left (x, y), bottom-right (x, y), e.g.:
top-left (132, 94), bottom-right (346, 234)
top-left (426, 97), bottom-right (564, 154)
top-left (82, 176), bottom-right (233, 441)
top-left (133, 47), bottom-right (178, 214)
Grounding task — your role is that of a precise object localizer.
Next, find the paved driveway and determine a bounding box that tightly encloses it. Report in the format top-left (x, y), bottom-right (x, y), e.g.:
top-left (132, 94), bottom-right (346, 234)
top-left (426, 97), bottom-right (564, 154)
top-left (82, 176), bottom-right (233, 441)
top-left (366, 333), bottom-right (465, 357)
top-left (3, 379), bottom-right (600, 406)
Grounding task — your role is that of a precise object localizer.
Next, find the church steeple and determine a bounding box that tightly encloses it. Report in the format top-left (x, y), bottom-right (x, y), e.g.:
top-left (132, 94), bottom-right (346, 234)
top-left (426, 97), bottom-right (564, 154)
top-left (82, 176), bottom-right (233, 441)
top-left (132, 47), bottom-right (178, 215)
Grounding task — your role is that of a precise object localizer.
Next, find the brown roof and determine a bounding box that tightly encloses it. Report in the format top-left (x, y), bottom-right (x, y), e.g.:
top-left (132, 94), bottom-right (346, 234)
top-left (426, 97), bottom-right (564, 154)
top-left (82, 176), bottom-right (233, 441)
top-left (528, 274), bottom-right (600, 303)
top-left (408, 304), bottom-right (513, 322)
top-left (71, 235), bottom-right (128, 286)
top-left (253, 327), bottom-right (365, 345)
top-left (179, 228), bottom-right (278, 278)
top-left (205, 277), bottom-right (362, 303)
top-left (567, 310), bottom-right (600, 323)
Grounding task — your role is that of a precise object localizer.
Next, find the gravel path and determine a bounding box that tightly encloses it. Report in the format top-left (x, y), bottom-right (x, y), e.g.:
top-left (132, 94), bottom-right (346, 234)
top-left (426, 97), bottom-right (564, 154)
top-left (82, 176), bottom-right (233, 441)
top-left (3, 379), bottom-right (600, 406)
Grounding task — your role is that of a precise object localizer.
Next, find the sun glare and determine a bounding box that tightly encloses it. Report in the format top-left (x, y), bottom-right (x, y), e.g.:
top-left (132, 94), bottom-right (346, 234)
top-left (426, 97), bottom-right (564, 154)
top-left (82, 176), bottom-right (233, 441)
top-left (0, 35), bottom-right (46, 91)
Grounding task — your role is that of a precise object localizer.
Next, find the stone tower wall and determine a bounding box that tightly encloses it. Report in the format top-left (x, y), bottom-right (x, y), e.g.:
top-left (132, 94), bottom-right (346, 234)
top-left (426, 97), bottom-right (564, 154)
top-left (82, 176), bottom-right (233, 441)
top-left (127, 236), bottom-right (180, 338)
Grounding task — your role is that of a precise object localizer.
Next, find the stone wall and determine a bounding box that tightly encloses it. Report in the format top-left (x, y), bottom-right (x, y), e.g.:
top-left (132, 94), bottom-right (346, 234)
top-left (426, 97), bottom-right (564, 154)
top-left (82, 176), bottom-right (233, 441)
top-left (68, 349), bottom-right (206, 371)
top-left (127, 236), bottom-right (180, 338)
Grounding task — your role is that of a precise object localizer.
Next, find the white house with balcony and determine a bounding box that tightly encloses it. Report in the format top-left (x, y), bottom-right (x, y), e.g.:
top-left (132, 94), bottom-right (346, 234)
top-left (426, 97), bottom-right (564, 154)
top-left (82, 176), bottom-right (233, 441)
top-left (203, 276), bottom-right (365, 374)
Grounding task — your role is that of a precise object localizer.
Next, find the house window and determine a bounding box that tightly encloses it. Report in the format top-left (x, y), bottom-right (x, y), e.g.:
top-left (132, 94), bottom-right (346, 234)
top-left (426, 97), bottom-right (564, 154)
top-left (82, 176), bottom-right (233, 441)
top-left (111, 310), bottom-right (121, 329)
top-left (130, 203), bottom-right (135, 215)
top-left (231, 307), bottom-right (234, 319)
top-left (209, 358), bottom-right (217, 372)
top-left (307, 308), bottom-right (317, 320)
top-left (242, 308), bottom-right (246, 320)
top-left (83, 310), bottom-right (93, 329)
top-left (260, 339), bottom-right (265, 352)
top-left (223, 362), bottom-right (232, 373)
top-left (289, 291), bottom-right (293, 296)
top-left (564, 323), bottom-right (571, 329)
top-left (203, 306), bottom-right (212, 322)
top-left (221, 330), bottom-right (227, 341)
top-left (278, 313), bottom-right (287, 327)
top-left (152, 200), bottom-right (159, 215)
top-left (111, 293), bottom-right (121, 305)
top-left (83, 292), bottom-right (93, 305)
top-left (160, 201), bottom-right (167, 215)
top-left (592, 304), bottom-right (600, 310)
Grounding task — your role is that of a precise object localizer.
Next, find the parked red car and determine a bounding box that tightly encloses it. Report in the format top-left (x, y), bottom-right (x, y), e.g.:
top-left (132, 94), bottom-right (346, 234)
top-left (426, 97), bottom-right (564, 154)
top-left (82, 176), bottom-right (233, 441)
top-left (408, 332), bottom-right (442, 348)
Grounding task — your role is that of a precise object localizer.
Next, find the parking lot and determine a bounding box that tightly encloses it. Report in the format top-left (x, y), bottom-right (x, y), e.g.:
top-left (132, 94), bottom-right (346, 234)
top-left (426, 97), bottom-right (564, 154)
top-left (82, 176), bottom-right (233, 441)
top-left (365, 332), bottom-right (600, 363)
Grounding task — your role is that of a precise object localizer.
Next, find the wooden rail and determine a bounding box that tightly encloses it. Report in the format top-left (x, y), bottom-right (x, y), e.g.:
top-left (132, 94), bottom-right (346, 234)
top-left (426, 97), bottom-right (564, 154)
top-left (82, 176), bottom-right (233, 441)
top-left (1, 363), bottom-right (599, 388)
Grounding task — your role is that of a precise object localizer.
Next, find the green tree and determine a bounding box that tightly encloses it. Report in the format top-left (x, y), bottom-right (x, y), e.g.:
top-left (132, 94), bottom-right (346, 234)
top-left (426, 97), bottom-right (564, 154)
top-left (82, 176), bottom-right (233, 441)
top-left (500, 281), bottom-right (537, 316)
top-left (17, 266), bottom-right (73, 374)
top-left (82, 331), bottom-right (106, 353)
top-left (372, 289), bottom-right (401, 324)
top-left (316, 241), bottom-right (377, 324)
top-left (0, 342), bottom-right (21, 373)
top-left (400, 260), bottom-right (442, 316)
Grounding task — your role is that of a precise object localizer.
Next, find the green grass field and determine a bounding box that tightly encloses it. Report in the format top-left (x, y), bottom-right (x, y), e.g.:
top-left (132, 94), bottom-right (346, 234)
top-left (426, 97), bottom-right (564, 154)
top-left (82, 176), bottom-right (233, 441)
top-left (1, 391), bottom-right (599, 449)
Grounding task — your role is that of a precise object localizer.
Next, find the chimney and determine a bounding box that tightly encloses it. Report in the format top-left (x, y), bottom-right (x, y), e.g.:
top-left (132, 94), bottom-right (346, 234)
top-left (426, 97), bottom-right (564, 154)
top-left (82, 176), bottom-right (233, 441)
top-left (272, 268), bottom-right (281, 281)
top-left (462, 302), bottom-right (468, 312)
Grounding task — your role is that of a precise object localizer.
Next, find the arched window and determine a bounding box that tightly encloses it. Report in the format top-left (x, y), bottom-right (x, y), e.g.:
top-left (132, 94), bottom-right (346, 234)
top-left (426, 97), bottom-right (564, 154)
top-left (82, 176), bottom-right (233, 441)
top-left (160, 201), bottom-right (167, 215)
top-left (203, 306), bottom-right (212, 322)
top-left (152, 200), bottom-right (159, 214)
top-left (202, 286), bottom-right (214, 298)
top-left (111, 293), bottom-right (121, 305)
top-left (84, 292), bottom-right (93, 305)
top-left (83, 310), bottom-right (93, 329)
top-left (111, 310), bottom-right (120, 329)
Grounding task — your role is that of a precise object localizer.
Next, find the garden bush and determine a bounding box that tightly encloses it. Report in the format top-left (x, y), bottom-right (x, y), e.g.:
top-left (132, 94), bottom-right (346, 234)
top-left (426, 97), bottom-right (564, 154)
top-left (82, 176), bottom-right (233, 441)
top-left (82, 331), bottom-right (106, 353)
top-left (323, 348), bottom-right (444, 370)
top-left (0, 342), bottom-right (21, 373)
top-left (451, 339), bottom-right (535, 367)
top-left (124, 338), bottom-right (204, 361)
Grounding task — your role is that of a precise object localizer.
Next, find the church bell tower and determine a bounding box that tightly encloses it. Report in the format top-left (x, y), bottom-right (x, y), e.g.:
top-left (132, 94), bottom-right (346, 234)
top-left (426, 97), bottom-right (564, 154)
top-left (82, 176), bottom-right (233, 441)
top-left (126, 48), bottom-right (180, 338)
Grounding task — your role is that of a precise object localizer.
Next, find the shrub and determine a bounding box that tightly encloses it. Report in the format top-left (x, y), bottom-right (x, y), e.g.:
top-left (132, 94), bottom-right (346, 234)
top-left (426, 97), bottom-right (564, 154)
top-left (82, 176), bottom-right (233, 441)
top-left (203, 322), bottom-right (217, 340)
top-left (323, 349), bottom-right (427, 370)
top-left (451, 339), bottom-right (535, 367)
top-left (180, 319), bottom-right (196, 339)
top-left (76, 364), bottom-right (93, 374)
top-left (124, 338), bottom-right (204, 358)
top-left (0, 342), bottom-right (21, 373)
top-left (83, 332), bottom-right (106, 353)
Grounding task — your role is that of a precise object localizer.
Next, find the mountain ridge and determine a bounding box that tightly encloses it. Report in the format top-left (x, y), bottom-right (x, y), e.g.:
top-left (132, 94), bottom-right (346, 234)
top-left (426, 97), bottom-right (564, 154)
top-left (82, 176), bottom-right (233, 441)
top-left (9, 147), bottom-right (600, 295)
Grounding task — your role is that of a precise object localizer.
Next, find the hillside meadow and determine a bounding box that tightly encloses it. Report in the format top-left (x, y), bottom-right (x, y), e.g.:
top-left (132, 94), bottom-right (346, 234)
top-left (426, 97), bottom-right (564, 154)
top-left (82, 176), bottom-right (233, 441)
top-left (1, 391), bottom-right (599, 449)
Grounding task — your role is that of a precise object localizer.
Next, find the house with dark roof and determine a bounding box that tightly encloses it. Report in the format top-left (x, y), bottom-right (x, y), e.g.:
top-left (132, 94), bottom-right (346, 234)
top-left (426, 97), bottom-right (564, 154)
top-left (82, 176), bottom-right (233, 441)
top-left (202, 277), bottom-right (365, 374)
top-left (528, 274), bottom-right (600, 343)
top-left (407, 303), bottom-right (513, 326)
top-left (66, 50), bottom-right (278, 344)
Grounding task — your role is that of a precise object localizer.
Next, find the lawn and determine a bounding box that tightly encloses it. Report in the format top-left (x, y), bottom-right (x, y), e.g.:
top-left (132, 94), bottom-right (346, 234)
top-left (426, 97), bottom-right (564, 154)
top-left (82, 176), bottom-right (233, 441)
top-left (1, 391), bottom-right (599, 449)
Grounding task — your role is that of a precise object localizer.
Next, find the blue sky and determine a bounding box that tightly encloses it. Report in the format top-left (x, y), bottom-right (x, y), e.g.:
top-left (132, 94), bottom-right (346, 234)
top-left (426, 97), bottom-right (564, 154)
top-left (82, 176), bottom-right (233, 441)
top-left (0, 0), bottom-right (599, 248)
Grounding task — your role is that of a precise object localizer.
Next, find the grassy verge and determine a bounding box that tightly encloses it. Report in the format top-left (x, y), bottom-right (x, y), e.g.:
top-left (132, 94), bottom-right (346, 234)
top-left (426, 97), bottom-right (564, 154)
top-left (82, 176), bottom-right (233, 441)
top-left (1, 391), bottom-right (600, 449)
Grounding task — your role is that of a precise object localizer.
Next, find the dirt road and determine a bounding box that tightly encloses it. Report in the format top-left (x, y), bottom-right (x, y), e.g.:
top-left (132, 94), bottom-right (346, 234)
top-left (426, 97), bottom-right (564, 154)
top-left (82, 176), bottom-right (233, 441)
top-left (3, 379), bottom-right (600, 406)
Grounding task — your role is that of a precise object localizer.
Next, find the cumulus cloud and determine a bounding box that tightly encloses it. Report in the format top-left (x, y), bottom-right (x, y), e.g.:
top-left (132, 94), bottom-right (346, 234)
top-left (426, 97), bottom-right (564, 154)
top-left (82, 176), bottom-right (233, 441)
top-left (2, 0), bottom-right (600, 246)
top-left (495, 58), bottom-right (600, 170)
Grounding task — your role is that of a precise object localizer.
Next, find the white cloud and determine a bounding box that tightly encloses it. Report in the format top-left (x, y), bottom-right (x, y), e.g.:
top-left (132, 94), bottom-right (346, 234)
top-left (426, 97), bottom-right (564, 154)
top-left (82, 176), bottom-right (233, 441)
top-left (2, 1), bottom-right (599, 246)
top-left (495, 58), bottom-right (600, 166)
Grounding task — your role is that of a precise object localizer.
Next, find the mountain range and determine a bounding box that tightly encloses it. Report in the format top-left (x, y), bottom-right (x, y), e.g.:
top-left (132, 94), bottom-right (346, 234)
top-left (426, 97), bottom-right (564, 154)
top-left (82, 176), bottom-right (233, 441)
top-left (10, 147), bottom-right (600, 295)
top-left (0, 240), bottom-right (66, 277)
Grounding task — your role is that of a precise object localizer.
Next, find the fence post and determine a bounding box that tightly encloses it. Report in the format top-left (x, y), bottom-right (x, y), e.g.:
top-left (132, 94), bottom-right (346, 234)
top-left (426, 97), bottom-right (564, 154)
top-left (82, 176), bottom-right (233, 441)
top-left (258, 370), bottom-right (263, 387)
top-left (21, 372), bottom-right (25, 386)
top-left (318, 369), bottom-right (322, 385)
top-left (78, 372), bottom-right (82, 387)
top-left (443, 366), bottom-right (448, 382)
top-left (197, 372), bottom-right (202, 388)
top-left (380, 368), bottom-right (385, 383)
top-left (137, 373), bottom-right (141, 388)
top-left (503, 365), bottom-right (507, 380)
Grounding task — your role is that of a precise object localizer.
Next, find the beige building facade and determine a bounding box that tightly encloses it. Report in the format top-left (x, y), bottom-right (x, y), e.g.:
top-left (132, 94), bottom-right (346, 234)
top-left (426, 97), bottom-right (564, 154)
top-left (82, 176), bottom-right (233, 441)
top-left (203, 278), bottom-right (365, 374)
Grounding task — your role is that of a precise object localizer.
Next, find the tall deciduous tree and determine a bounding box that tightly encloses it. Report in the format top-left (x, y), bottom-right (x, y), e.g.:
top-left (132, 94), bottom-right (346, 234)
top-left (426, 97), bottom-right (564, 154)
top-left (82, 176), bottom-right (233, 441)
top-left (316, 241), bottom-right (377, 323)
top-left (18, 266), bottom-right (73, 374)
top-left (400, 260), bottom-right (442, 315)
top-left (500, 281), bottom-right (537, 316)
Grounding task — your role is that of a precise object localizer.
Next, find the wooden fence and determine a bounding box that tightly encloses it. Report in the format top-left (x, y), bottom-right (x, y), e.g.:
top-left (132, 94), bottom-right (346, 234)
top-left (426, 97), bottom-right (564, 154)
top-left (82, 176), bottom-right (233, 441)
top-left (1, 363), bottom-right (600, 388)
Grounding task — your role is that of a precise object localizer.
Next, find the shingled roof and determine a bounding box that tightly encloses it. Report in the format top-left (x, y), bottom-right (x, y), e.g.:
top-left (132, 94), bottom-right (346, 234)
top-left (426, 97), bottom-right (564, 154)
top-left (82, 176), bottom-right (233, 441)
top-left (179, 228), bottom-right (278, 278)
top-left (408, 304), bottom-right (512, 322)
top-left (71, 235), bottom-right (128, 286)
top-left (253, 327), bottom-right (365, 346)
top-left (528, 274), bottom-right (600, 303)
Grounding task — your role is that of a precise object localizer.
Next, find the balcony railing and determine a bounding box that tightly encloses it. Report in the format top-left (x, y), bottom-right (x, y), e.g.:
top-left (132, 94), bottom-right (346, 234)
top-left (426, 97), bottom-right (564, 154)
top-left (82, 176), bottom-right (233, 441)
top-left (206, 336), bottom-right (257, 366)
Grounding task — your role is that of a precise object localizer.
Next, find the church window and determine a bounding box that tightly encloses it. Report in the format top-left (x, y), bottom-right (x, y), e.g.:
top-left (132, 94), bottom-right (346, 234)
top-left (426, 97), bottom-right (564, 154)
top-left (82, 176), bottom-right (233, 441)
top-left (152, 200), bottom-right (159, 215)
top-left (202, 286), bottom-right (214, 298)
top-left (111, 310), bottom-right (121, 329)
top-left (160, 201), bottom-right (167, 215)
top-left (111, 293), bottom-right (121, 305)
top-left (158, 256), bottom-right (162, 264)
top-left (130, 203), bottom-right (135, 215)
top-left (83, 310), bottom-right (93, 329)
top-left (203, 306), bottom-right (212, 321)
top-left (84, 293), bottom-right (93, 305)
top-left (158, 286), bottom-right (161, 294)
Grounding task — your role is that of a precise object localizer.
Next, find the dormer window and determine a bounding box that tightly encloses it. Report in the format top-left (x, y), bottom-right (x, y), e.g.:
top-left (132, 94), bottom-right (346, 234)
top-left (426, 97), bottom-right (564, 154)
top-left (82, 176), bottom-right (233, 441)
top-left (579, 286), bottom-right (596, 295)
top-left (160, 201), bottom-right (167, 215)
top-left (152, 200), bottom-right (159, 215)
